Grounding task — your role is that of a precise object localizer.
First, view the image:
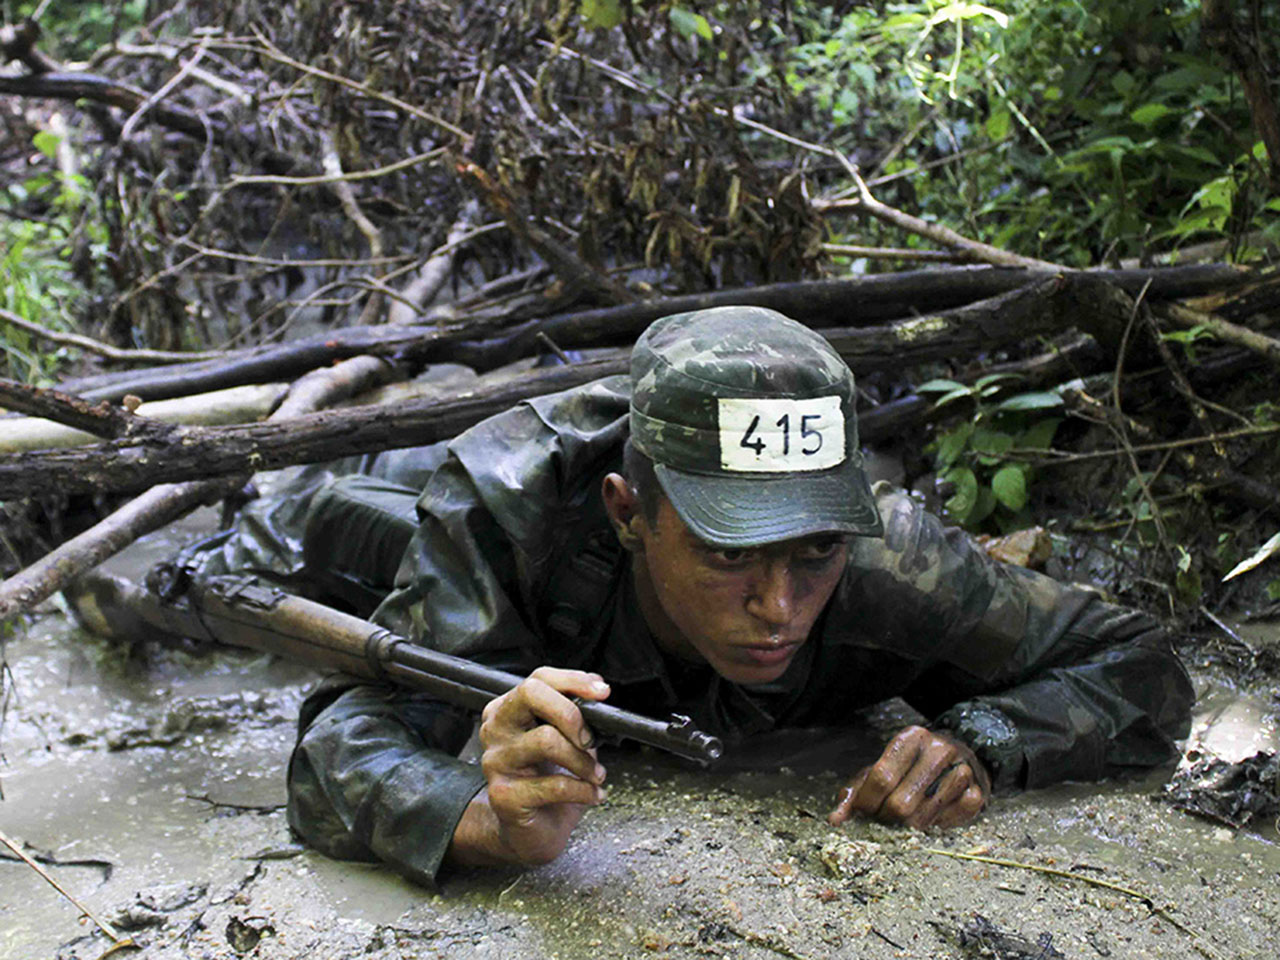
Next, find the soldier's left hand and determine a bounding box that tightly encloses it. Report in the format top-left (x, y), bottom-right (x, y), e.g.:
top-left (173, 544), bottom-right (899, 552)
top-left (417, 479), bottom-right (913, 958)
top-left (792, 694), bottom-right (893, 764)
top-left (827, 725), bottom-right (990, 830)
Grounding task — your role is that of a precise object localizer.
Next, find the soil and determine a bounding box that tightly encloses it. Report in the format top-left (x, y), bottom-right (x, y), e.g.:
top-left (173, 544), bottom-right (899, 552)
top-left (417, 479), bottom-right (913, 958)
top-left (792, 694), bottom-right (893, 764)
top-left (2, 517), bottom-right (1278, 960)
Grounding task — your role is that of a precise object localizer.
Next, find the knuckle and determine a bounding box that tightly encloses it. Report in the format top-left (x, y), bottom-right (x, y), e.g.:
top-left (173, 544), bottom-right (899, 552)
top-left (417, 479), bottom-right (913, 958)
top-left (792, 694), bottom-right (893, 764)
top-left (864, 765), bottom-right (896, 795)
top-left (880, 794), bottom-right (912, 821)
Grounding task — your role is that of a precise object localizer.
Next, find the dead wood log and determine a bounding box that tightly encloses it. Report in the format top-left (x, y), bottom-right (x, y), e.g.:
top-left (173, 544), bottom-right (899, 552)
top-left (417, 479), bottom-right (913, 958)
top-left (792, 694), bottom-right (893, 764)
top-left (0, 356), bottom-right (401, 622)
top-left (49, 264), bottom-right (1251, 408)
top-left (0, 355), bottom-right (630, 500)
top-left (0, 379), bottom-right (174, 441)
top-left (0, 383), bottom-right (288, 454)
top-left (0, 275), bottom-right (1142, 497)
top-left (449, 263), bottom-right (1250, 370)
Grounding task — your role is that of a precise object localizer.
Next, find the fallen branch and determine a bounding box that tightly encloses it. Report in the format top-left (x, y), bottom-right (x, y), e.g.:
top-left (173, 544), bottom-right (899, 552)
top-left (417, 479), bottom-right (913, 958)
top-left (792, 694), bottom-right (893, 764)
top-left (0, 379), bottom-right (172, 442)
top-left (49, 264), bottom-right (1251, 406)
top-left (843, 165), bottom-right (1062, 271)
top-left (0, 383), bottom-right (287, 454)
top-left (0, 70), bottom-right (298, 175)
top-left (1156, 301), bottom-right (1280, 370)
top-left (0, 307), bottom-right (227, 364)
top-left (388, 210), bottom-right (482, 325)
top-left (0, 357), bottom-right (400, 622)
top-left (320, 129), bottom-right (384, 326)
top-left (820, 243), bottom-right (983, 263)
top-left (0, 355), bottom-right (629, 499)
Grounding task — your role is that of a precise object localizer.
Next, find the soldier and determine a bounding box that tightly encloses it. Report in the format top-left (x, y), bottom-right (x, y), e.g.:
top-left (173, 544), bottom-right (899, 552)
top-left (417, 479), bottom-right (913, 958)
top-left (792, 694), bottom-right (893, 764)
top-left (173, 306), bottom-right (1192, 883)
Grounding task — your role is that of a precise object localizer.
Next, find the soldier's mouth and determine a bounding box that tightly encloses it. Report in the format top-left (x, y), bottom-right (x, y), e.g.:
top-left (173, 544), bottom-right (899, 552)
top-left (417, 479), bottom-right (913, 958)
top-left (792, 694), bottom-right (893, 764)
top-left (737, 640), bottom-right (803, 666)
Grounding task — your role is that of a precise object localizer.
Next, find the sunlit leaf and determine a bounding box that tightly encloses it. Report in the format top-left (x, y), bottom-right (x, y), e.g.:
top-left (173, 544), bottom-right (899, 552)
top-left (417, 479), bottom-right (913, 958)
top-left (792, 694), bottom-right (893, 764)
top-left (1222, 531), bottom-right (1280, 582)
top-left (991, 465), bottom-right (1027, 511)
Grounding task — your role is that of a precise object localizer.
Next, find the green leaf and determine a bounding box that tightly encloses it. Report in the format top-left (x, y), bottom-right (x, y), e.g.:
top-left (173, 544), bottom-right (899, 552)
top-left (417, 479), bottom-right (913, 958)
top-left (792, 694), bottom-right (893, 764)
top-left (943, 466), bottom-right (979, 523)
top-left (916, 378), bottom-right (967, 393)
top-left (670, 6), bottom-right (712, 41)
top-left (970, 486), bottom-right (997, 525)
top-left (986, 107), bottom-right (1011, 140)
top-left (1266, 578), bottom-right (1280, 602)
top-left (581, 0), bottom-right (623, 29)
top-left (32, 131), bottom-right (61, 159)
top-left (996, 391), bottom-right (1063, 412)
top-left (1018, 418), bottom-right (1061, 450)
top-left (991, 465), bottom-right (1027, 511)
top-left (1130, 103), bottom-right (1171, 127)
top-left (970, 426), bottom-right (1014, 456)
top-left (934, 422), bottom-right (974, 468)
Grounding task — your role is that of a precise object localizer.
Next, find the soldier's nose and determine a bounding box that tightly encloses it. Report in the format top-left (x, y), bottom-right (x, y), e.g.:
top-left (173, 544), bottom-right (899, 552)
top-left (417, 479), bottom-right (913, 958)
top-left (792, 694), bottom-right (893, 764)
top-left (746, 564), bottom-right (794, 626)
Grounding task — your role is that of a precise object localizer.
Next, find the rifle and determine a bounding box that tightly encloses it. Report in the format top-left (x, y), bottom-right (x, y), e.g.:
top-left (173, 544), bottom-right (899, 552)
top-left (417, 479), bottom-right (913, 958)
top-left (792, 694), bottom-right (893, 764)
top-left (71, 572), bottom-right (724, 764)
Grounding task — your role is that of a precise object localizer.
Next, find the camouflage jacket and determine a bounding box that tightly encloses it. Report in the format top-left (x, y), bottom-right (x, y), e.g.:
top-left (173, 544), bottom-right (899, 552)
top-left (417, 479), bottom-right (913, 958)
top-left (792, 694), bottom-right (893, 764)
top-left (181, 375), bottom-right (1192, 886)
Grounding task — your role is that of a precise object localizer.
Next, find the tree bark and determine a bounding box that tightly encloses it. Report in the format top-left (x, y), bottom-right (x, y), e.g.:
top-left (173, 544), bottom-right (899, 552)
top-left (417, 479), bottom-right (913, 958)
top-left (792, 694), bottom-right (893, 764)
top-left (0, 356), bottom-right (402, 621)
top-left (55, 263), bottom-right (1249, 406)
top-left (0, 355), bottom-right (629, 499)
top-left (0, 383), bottom-right (287, 454)
top-left (0, 275), bottom-right (1151, 497)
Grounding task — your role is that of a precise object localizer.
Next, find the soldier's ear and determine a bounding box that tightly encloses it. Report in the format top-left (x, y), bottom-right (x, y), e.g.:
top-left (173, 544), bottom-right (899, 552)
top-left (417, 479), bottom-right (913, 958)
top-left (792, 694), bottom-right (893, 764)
top-left (602, 473), bottom-right (645, 553)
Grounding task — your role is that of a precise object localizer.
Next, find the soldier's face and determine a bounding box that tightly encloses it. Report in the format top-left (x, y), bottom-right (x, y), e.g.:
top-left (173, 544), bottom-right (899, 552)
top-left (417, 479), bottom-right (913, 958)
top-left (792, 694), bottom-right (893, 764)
top-left (630, 497), bottom-right (848, 685)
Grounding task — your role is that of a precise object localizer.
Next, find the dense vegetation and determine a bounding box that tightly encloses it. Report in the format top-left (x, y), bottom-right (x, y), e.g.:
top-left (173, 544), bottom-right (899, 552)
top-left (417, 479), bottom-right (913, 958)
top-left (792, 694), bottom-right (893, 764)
top-left (1, 0), bottom-right (1278, 624)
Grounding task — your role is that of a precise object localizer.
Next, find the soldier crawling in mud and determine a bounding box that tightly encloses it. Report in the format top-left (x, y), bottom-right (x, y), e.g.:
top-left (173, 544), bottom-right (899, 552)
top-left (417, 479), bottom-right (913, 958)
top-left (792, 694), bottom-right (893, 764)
top-left (158, 306), bottom-right (1192, 884)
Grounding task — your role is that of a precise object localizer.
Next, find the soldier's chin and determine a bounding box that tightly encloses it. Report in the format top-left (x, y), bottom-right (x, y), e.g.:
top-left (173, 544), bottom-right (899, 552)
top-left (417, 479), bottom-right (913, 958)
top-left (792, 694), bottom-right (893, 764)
top-left (717, 642), bottom-right (802, 683)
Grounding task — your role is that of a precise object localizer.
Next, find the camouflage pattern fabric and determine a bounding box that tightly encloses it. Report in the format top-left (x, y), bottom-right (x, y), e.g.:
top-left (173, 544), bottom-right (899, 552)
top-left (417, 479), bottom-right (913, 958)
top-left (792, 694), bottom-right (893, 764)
top-left (177, 375), bottom-right (1192, 886)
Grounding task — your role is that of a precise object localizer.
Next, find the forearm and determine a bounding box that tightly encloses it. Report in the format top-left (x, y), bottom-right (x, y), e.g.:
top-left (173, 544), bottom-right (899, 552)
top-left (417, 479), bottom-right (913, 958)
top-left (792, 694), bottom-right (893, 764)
top-left (933, 612), bottom-right (1193, 790)
top-left (286, 683), bottom-right (485, 885)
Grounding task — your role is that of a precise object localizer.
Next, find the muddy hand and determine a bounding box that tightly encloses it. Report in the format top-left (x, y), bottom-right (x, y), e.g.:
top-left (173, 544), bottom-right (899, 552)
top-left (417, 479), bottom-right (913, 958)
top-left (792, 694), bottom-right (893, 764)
top-left (827, 725), bottom-right (990, 830)
top-left (447, 666), bottom-right (611, 867)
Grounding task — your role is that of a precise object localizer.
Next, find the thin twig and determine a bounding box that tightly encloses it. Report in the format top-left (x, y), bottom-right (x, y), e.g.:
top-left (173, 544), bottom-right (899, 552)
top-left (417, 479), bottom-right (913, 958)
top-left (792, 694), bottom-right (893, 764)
top-left (0, 307), bottom-right (226, 364)
top-left (215, 32), bottom-right (470, 141)
top-left (1007, 423), bottom-right (1280, 464)
top-left (226, 147), bottom-right (446, 189)
top-left (820, 243), bottom-right (981, 263)
top-left (0, 828), bottom-right (136, 951)
top-left (118, 37), bottom-right (209, 142)
top-left (923, 848), bottom-right (1222, 960)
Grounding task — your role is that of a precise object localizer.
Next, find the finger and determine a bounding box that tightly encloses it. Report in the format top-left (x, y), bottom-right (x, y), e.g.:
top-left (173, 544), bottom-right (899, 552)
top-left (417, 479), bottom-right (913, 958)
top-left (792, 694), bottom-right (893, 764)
top-left (485, 670), bottom-right (610, 744)
top-left (932, 782), bottom-right (987, 829)
top-left (850, 730), bottom-right (926, 816)
top-left (827, 767), bottom-right (870, 826)
top-left (487, 772), bottom-right (606, 820)
top-left (528, 666), bottom-right (612, 702)
top-left (907, 762), bottom-right (974, 828)
top-left (484, 724), bottom-right (606, 785)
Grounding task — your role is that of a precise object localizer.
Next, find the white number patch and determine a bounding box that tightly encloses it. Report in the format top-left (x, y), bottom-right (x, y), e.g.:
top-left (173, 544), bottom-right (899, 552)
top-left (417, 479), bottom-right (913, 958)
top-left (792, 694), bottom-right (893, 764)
top-left (718, 397), bottom-right (845, 472)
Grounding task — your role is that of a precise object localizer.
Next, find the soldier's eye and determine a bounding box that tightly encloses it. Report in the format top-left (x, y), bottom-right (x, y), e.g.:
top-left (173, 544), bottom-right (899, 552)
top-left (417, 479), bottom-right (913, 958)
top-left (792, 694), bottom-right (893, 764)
top-left (709, 547), bottom-right (750, 565)
top-left (797, 538), bottom-right (845, 563)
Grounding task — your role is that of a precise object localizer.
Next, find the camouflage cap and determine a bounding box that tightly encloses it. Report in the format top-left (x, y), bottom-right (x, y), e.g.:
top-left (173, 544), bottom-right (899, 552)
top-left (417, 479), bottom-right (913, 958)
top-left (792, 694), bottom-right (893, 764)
top-left (630, 305), bottom-right (884, 547)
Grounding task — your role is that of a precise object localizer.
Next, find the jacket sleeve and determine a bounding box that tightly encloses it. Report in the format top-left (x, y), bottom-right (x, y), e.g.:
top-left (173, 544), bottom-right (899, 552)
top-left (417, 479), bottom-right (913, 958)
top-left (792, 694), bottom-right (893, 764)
top-left (845, 484), bottom-right (1193, 793)
top-left (286, 378), bottom-right (630, 885)
top-left (286, 681), bottom-right (487, 886)
top-left (284, 450), bottom-right (547, 886)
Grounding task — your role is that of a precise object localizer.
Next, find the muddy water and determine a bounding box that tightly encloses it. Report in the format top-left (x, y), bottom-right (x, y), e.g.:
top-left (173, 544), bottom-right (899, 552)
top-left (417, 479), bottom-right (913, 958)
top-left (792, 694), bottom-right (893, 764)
top-left (2, 521), bottom-right (1279, 959)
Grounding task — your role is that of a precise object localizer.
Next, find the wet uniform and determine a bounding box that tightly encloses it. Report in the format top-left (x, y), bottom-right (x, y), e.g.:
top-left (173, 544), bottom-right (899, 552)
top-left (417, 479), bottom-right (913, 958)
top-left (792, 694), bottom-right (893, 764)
top-left (179, 374), bottom-right (1193, 886)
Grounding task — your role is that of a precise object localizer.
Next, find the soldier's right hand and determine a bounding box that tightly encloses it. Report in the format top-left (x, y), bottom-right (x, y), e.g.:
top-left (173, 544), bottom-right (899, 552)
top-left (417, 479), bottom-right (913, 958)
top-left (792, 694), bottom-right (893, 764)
top-left (445, 666), bottom-right (610, 868)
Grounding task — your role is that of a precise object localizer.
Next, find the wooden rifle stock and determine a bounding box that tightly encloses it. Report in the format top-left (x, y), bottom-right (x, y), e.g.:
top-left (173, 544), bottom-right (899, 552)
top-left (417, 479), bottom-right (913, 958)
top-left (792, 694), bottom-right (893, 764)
top-left (82, 572), bottom-right (723, 764)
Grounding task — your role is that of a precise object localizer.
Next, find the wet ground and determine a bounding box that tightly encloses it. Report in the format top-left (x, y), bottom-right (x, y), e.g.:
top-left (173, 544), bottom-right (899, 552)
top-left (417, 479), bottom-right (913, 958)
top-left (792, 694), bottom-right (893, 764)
top-left (2, 519), bottom-right (1279, 960)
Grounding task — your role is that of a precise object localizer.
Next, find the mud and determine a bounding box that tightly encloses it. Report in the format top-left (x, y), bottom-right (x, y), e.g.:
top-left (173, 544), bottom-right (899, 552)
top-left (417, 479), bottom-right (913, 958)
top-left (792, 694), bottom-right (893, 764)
top-left (2, 521), bottom-right (1279, 960)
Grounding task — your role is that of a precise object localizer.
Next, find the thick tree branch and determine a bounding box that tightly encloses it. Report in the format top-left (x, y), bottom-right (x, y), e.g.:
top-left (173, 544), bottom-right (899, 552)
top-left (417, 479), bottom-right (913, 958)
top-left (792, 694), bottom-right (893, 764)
top-left (0, 356), bottom-right (401, 622)
top-left (0, 379), bottom-right (173, 442)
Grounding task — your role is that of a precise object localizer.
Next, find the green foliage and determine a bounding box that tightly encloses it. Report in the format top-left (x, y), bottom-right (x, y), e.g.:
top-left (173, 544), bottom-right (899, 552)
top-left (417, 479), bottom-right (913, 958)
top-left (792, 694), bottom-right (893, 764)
top-left (783, 0), bottom-right (1277, 265)
top-left (11, 0), bottom-right (148, 61)
top-left (1, 131), bottom-right (109, 383)
top-left (920, 374), bottom-right (1063, 529)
